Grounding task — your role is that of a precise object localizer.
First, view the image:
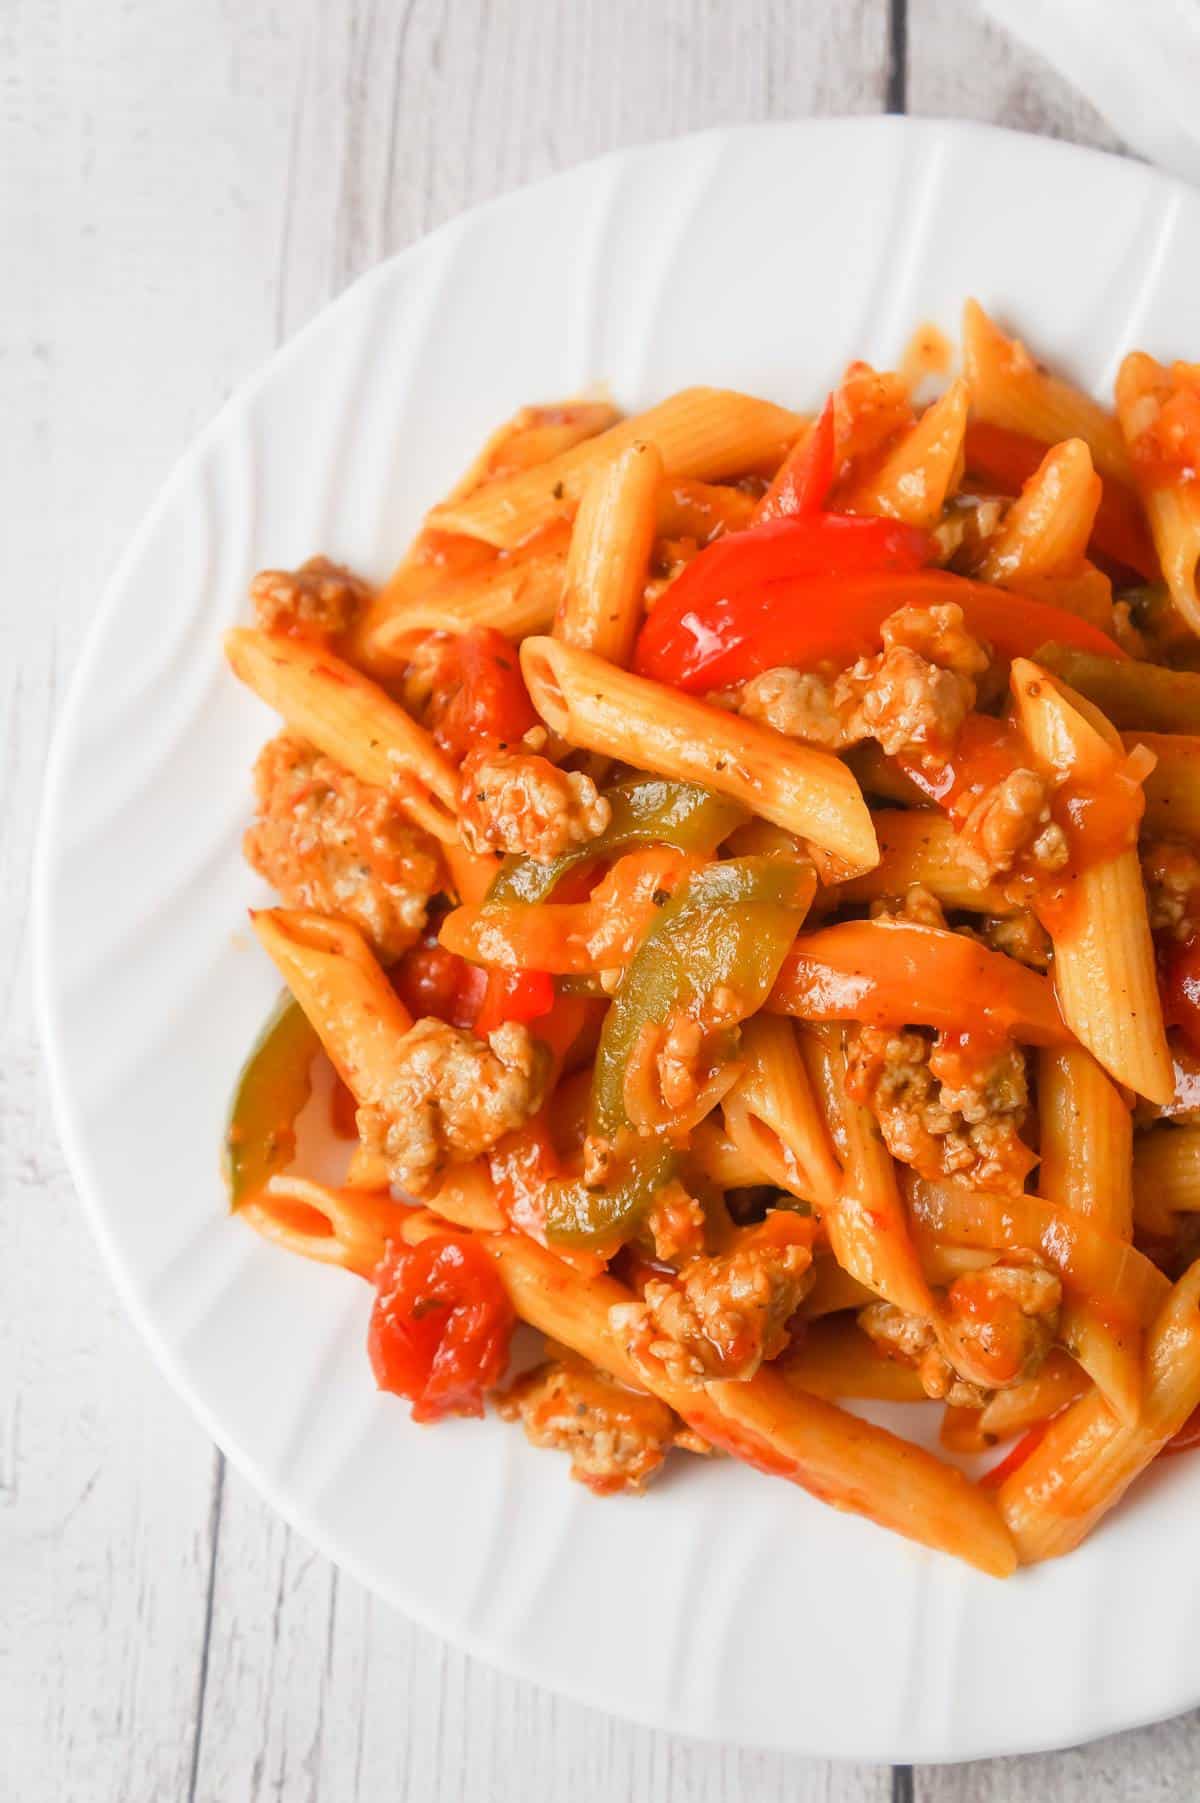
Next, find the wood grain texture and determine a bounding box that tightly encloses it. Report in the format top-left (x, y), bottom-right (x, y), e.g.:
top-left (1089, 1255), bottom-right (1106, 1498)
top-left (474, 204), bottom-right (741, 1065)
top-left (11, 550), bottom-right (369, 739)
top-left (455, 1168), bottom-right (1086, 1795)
top-left (906, 0), bottom-right (1126, 149)
top-left (7, 0), bottom-right (1196, 1798)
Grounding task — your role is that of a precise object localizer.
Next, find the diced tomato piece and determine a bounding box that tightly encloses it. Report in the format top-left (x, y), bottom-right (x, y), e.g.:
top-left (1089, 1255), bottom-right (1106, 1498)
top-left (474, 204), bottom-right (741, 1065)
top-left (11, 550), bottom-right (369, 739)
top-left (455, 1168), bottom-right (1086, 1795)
top-left (430, 626), bottom-right (538, 761)
top-left (391, 932), bottom-right (476, 1024)
top-left (368, 1234), bottom-right (515, 1422)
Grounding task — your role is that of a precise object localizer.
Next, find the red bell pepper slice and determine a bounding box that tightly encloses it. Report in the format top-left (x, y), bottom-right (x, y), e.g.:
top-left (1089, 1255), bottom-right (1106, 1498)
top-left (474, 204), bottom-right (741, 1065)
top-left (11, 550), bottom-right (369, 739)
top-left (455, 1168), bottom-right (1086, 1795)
top-left (963, 422), bottom-right (1158, 582)
top-left (636, 562), bottom-right (1127, 694)
top-left (754, 395), bottom-right (836, 523)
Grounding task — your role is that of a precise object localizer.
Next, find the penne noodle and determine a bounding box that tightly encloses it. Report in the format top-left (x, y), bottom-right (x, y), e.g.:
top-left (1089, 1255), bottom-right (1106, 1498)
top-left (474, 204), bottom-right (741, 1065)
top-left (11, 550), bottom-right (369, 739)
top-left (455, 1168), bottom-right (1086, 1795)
top-left (1033, 648), bottom-right (1200, 735)
top-left (998, 1259), bottom-right (1200, 1563)
top-left (1116, 351), bottom-right (1200, 633)
top-left (803, 1256), bottom-right (878, 1319)
top-left (824, 810), bottom-right (1010, 912)
top-left (558, 440), bottom-right (663, 666)
top-left (1058, 1296), bottom-right (1141, 1428)
top-left (1133, 1126), bottom-right (1200, 1237)
top-left (842, 378), bottom-right (969, 529)
top-left (1014, 565), bottom-right (1115, 631)
top-left (722, 1016), bottom-right (843, 1209)
top-left (976, 1352), bottom-right (1091, 1446)
top-left (1129, 731), bottom-right (1200, 839)
top-left (908, 1177), bottom-right (1169, 1327)
top-left (520, 636), bottom-right (879, 873)
top-left (779, 1315), bottom-right (929, 1402)
top-left (428, 387), bottom-right (805, 548)
top-left (801, 1027), bottom-right (935, 1320)
top-left (250, 909), bottom-right (412, 1104)
top-left (225, 627), bottom-right (459, 841)
top-left (242, 1176), bottom-right (412, 1277)
top-left (975, 439), bottom-right (1102, 586)
top-left (446, 400), bottom-right (623, 500)
top-left (686, 1115), bottom-right (776, 1191)
top-left (1010, 659), bottom-right (1172, 1103)
top-left (351, 531), bottom-right (569, 671)
top-left (1037, 1045), bottom-right (1134, 1240)
top-left (963, 298), bottom-right (1132, 485)
top-left (656, 477), bottom-right (757, 540)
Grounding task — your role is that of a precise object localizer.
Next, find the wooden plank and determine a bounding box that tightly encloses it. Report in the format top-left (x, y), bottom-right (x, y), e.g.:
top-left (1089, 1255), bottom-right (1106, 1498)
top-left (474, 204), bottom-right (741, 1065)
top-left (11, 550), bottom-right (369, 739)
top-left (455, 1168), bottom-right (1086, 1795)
top-left (0, 2), bottom-right (300, 1800)
top-left (905, 0), bottom-right (1127, 152)
top-left (914, 1711), bottom-right (1200, 1803)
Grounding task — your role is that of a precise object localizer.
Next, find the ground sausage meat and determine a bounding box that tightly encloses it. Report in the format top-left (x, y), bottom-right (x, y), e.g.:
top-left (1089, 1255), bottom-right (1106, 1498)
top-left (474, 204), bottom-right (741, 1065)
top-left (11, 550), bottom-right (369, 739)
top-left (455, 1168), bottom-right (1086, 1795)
top-left (645, 1184), bottom-right (708, 1265)
top-left (250, 555), bottom-right (370, 640)
top-left (732, 603), bottom-right (990, 764)
top-left (940, 1257), bottom-right (1062, 1390)
top-left (859, 1256), bottom-right (1061, 1402)
top-left (857, 1300), bottom-right (989, 1408)
top-left (869, 884), bottom-right (949, 930)
top-left (357, 1018), bottom-right (550, 1195)
top-left (611, 1219), bottom-right (814, 1383)
top-left (244, 733), bottom-right (441, 959)
top-left (846, 1024), bottom-right (1035, 1193)
top-left (1143, 838), bottom-right (1200, 940)
top-left (497, 1353), bottom-right (685, 1495)
top-left (458, 747), bottom-right (610, 862)
top-left (735, 666), bottom-right (848, 747)
top-left (957, 766), bottom-right (1068, 881)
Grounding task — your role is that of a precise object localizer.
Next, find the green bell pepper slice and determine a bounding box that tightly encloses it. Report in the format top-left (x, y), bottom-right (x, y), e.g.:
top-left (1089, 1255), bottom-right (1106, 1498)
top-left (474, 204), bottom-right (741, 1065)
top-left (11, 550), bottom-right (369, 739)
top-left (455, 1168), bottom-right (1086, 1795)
top-left (488, 777), bottom-right (750, 904)
top-left (222, 993), bottom-right (321, 1209)
top-left (543, 855), bottom-right (815, 1247)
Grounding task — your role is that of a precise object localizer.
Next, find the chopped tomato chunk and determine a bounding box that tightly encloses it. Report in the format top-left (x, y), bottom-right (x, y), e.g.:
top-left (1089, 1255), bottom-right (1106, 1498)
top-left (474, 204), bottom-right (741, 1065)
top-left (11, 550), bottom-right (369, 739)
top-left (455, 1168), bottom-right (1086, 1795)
top-left (430, 626), bottom-right (538, 761)
top-left (368, 1234), bottom-right (515, 1422)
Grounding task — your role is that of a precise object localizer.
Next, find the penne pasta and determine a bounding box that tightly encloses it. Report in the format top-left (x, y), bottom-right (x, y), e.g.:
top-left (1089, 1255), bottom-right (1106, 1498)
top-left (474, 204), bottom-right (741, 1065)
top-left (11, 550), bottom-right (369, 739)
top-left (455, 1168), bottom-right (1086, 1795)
top-left (557, 440), bottom-right (663, 666)
top-left (250, 909), bottom-right (412, 1103)
top-left (1133, 1127), bottom-right (1200, 1238)
top-left (1037, 1045), bottom-right (1134, 1240)
top-left (801, 1027), bottom-right (935, 1319)
top-left (824, 809), bottom-right (1011, 912)
top-left (779, 1315), bottom-right (929, 1402)
top-left (722, 1016), bottom-right (843, 1209)
top-left (963, 298), bottom-right (1132, 485)
top-left (1116, 351), bottom-right (1200, 634)
top-left (842, 378), bottom-right (969, 529)
top-left (975, 439), bottom-right (1102, 586)
top-left (1010, 659), bottom-right (1172, 1103)
top-left (520, 636), bottom-right (879, 873)
top-left (352, 533), bottom-right (568, 670)
top-left (998, 1259), bottom-right (1200, 1563)
top-left (225, 628), bottom-right (459, 841)
top-left (1033, 647), bottom-right (1200, 735)
top-left (243, 1176), bottom-right (413, 1277)
top-left (1129, 731), bottom-right (1200, 839)
top-left (428, 387), bottom-right (804, 548)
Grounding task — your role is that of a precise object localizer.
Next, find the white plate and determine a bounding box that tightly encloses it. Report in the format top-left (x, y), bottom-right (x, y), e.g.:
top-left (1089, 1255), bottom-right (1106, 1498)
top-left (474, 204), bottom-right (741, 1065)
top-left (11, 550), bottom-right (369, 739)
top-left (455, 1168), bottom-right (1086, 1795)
top-left (35, 118), bottom-right (1200, 1763)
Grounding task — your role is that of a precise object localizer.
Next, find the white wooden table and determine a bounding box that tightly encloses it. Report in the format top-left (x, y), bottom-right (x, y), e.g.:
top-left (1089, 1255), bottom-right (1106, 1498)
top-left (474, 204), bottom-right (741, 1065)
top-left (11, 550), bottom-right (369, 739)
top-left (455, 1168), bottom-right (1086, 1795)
top-left (7, 3), bottom-right (1199, 1796)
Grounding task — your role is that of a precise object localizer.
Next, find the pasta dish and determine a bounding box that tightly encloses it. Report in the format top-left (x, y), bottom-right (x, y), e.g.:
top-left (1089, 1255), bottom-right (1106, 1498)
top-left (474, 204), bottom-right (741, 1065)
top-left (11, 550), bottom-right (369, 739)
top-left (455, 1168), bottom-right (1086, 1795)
top-left (221, 302), bottom-right (1200, 1577)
